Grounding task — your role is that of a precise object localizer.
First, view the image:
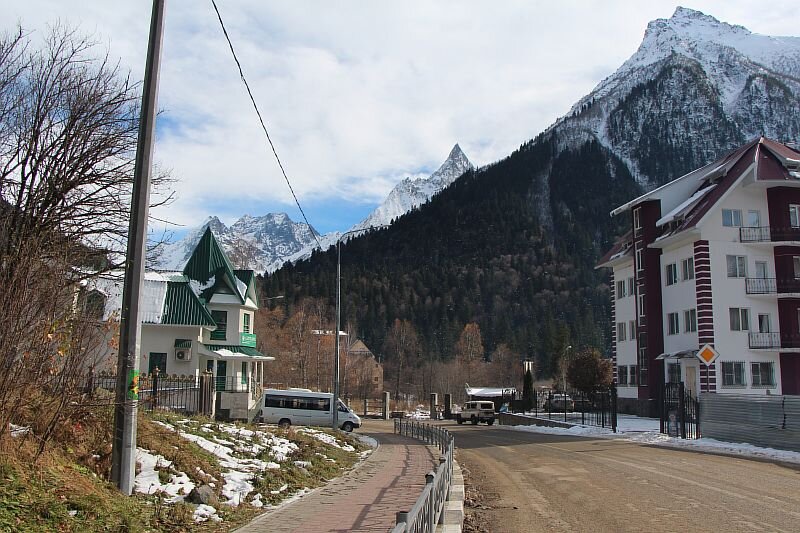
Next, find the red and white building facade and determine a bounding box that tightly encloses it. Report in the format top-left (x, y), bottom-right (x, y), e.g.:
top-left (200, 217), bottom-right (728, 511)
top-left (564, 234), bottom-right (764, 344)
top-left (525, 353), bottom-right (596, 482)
top-left (599, 137), bottom-right (800, 415)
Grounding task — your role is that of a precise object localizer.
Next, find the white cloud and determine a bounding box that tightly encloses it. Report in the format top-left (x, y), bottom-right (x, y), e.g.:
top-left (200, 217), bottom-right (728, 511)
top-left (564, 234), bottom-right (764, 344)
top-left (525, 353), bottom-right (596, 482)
top-left (5, 1), bottom-right (799, 232)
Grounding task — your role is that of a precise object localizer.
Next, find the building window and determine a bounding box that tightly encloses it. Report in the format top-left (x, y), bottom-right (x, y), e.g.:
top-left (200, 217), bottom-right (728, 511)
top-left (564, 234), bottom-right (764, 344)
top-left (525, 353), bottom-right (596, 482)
top-left (616, 280), bottom-right (626, 300)
top-left (243, 313), bottom-right (251, 334)
top-left (755, 261), bottom-right (768, 279)
top-left (747, 210), bottom-right (761, 227)
top-left (722, 208), bottom-right (743, 227)
top-left (638, 294), bottom-right (646, 317)
top-left (758, 313), bottom-right (771, 333)
top-left (721, 361), bottom-right (746, 387)
top-left (638, 345), bottom-right (648, 386)
top-left (668, 363), bottom-right (681, 383)
top-left (636, 247), bottom-right (644, 272)
top-left (617, 322), bottom-right (626, 342)
top-left (665, 263), bottom-right (678, 286)
top-left (618, 366), bottom-right (628, 386)
top-left (241, 361), bottom-right (248, 385)
top-left (794, 257), bottom-right (800, 279)
top-left (729, 308), bottom-right (750, 331)
top-left (684, 309), bottom-right (697, 333)
top-left (667, 312), bottom-right (680, 335)
top-left (682, 258), bottom-right (695, 281)
top-left (790, 204), bottom-right (800, 228)
top-left (751, 362), bottom-right (775, 387)
top-left (633, 207), bottom-right (642, 231)
top-left (627, 276), bottom-right (635, 296)
top-left (210, 310), bottom-right (228, 340)
top-left (629, 320), bottom-right (636, 338)
top-left (629, 365), bottom-right (638, 386)
top-left (726, 255), bottom-right (747, 278)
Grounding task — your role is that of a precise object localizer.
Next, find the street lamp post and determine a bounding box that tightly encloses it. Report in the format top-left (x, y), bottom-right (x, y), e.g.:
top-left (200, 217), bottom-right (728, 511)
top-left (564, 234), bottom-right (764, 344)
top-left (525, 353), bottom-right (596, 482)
top-left (332, 225), bottom-right (389, 430)
top-left (562, 344), bottom-right (572, 422)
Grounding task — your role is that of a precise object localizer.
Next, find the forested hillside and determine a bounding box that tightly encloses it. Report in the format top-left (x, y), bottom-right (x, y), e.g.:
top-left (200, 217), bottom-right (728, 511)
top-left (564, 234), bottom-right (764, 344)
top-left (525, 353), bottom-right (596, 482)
top-left (262, 138), bottom-right (641, 377)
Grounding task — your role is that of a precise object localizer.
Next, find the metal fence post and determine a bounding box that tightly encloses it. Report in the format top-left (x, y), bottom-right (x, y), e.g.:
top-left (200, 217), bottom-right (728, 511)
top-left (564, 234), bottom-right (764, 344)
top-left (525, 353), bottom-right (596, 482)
top-left (151, 367), bottom-right (160, 412)
top-left (679, 382), bottom-right (686, 439)
top-left (396, 511), bottom-right (408, 531)
top-left (426, 472), bottom-right (435, 532)
top-left (611, 385), bottom-right (618, 433)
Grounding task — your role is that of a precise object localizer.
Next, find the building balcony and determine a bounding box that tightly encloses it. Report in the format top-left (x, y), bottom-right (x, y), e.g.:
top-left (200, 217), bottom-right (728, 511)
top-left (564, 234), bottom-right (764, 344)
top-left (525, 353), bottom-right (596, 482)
top-left (749, 332), bottom-right (800, 351)
top-left (740, 226), bottom-right (800, 243)
top-left (744, 278), bottom-right (800, 295)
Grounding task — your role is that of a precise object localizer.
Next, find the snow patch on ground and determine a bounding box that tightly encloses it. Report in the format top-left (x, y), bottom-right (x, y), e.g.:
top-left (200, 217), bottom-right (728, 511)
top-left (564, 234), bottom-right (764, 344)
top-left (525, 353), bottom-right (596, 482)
top-left (134, 448), bottom-right (195, 501)
top-left (505, 415), bottom-right (800, 464)
top-left (193, 504), bottom-right (222, 522)
top-left (297, 428), bottom-right (355, 452)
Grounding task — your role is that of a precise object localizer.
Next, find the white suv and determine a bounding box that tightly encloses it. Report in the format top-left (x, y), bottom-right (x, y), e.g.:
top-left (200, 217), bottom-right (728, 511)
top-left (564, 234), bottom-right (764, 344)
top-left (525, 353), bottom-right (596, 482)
top-left (456, 401), bottom-right (496, 425)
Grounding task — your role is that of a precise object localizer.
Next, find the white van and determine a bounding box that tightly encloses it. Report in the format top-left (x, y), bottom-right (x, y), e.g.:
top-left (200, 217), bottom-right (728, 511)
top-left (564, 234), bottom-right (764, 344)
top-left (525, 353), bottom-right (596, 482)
top-left (261, 389), bottom-right (362, 432)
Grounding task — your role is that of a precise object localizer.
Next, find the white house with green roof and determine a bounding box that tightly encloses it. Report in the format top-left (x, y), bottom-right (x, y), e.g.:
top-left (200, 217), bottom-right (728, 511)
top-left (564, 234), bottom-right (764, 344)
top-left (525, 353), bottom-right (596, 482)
top-left (87, 227), bottom-right (272, 421)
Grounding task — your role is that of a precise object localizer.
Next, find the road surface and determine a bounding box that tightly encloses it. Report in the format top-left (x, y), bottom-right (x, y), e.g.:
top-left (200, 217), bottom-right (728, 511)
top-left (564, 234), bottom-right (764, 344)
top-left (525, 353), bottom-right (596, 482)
top-left (447, 422), bottom-right (800, 533)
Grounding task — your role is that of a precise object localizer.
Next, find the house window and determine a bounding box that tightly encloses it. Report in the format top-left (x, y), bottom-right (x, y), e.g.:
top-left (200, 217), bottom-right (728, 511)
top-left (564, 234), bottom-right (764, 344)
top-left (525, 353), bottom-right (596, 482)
top-left (618, 366), bottom-right (628, 386)
top-left (794, 257), bottom-right (800, 279)
top-left (726, 255), bottom-right (747, 278)
top-left (755, 261), bottom-right (768, 279)
top-left (684, 309), bottom-right (697, 333)
top-left (629, 365), bottom-right (638, 386)
top-left (668, 363), bottom-right (681, 383)
top-left (682, 258), bottom-right (695, 281)
top-left (638, 294), bottom-right (646, 317)
top-left (616, 280), bottom-right (626, 300)
top-left (751, 362), bottom-right (775, 387)
top-left (722, 208), bottom-right (743, 227)
top-left (667, 312), bottom-right (680, 335)
top-left (627, 277), bottom-right (635, 296)
top-left (665, 263), bottom-right (678, 286)
top-left (638, 346), bottom-right (648, 386)
top-left (790, 204), bottom-right (800, 228)
top-left (636, 247), bottom-right (644, 272)
top-left (747, 210), bottom-right (761, 227)
top-left (148, 352), bottom-right (168, 375)
top-left (629, 320), bottom-right (636, 339)
top-left (243, 313), bottom-right (251, 334)
top-left (758, 314), bottom-right (771, 333)
top-left (633, 207), bottom-right (642, 231)
top-left (617, 322), bottom-right (627, 342)
top-left (241, 361), bottom-right (248, 385)
top-left (721, 361), bottom-right (746, 387)
top-left (211, 310), bottom-right (228, 340)
top-left (729, 308), bottom-right (750, 331)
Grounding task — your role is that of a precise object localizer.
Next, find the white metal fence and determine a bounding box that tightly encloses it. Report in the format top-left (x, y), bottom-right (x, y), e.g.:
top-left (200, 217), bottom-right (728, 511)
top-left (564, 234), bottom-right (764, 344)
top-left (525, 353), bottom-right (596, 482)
top-left (700, 394), bottom-right (800, 452)
top-left (391, 420), bottom-right (454, 533)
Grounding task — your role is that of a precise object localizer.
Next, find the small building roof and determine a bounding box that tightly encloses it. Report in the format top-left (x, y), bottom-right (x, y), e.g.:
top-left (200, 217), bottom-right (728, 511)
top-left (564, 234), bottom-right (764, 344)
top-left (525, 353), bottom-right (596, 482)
top-left (465, 386), bottom-right (517, 397)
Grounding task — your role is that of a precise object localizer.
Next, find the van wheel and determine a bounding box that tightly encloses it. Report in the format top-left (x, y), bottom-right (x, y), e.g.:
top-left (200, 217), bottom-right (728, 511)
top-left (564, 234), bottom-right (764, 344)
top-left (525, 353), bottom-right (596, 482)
top-left (487, 419), bottom-right (495, 426)
top-left (342, 421), bottom-right (354, 432)
top-left (457, 418), bottom-right (463, 425)
top-left (278, 418), bottom-right (291, 429)
top-left (471, 417), bottom-right (478, 425)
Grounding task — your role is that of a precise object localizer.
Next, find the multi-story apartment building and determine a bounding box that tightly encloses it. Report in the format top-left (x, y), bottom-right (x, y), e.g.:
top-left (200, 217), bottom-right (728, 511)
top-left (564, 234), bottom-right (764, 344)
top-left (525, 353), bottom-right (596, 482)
top-left (598, 137), bottom-right (800, 415)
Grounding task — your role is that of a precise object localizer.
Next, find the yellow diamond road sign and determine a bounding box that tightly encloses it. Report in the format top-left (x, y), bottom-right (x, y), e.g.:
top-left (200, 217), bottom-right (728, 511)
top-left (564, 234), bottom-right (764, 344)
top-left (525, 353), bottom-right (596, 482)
top-left (696, 344), bottom-right (719, 366)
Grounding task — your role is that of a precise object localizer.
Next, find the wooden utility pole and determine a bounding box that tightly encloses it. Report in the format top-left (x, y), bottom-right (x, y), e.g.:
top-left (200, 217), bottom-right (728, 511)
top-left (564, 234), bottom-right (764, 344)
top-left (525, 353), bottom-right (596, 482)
top-left (111, 0), bottom-right (166, 495)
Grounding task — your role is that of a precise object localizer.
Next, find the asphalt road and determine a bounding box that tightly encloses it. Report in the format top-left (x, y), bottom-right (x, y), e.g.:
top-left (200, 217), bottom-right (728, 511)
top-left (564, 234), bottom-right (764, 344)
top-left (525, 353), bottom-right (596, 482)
top-left (445, 422), bottom-right (800, 533)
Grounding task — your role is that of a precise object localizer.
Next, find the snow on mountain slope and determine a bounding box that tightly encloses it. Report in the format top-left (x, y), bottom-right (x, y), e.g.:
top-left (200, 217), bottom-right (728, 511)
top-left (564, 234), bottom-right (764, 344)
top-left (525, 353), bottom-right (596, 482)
top-left (351, 144), bottom-right (473, 232)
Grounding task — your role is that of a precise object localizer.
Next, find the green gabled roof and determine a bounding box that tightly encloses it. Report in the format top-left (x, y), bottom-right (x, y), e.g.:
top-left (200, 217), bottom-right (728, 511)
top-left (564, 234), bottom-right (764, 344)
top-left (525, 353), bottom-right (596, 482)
top-left (161, 281), bottom-right (217, 327)
top-left (204, 344), bottom-right (267, 358)
top-left (234, 269), bottom-right (258, 305)
top-left (183, 228), bottom-right (244, 303)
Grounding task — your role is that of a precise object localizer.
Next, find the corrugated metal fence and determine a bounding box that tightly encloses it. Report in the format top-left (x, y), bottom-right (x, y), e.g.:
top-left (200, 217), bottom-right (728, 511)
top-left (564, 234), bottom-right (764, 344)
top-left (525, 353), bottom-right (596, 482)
top-left (700, 394), bottom-right (800, 452)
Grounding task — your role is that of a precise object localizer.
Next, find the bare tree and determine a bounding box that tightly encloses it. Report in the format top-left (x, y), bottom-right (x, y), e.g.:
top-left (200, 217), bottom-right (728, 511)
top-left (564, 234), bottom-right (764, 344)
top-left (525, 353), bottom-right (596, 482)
top-left (383, 319), bottom-right (419, 403)
top-left (0, 25), bottom-right (173, 451)
top-left (454, 323), bottom-right (484, 384)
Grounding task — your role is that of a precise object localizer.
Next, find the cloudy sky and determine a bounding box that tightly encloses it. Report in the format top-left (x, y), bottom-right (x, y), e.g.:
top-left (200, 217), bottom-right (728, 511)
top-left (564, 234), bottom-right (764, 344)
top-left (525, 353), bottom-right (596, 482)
top-left (5, 1), bottom-right (799, 235)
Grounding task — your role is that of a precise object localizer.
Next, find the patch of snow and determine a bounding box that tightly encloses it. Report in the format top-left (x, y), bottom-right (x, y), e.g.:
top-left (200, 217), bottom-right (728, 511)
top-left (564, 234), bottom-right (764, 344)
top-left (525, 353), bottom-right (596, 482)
top-left (293, 460), bottom-right (311, 468)
top-left (269, 483), bottom-right (288, 495)
top-left (193, 504), bottom-right (222, 523)
top-left (298, 428), bottom-right (355, 452)
top-left (250, 493), bottom-right (264, 508)
top-left (134, 448), bottom-right (195, 502)
top-left (9, 424), bottom-right (31, 437)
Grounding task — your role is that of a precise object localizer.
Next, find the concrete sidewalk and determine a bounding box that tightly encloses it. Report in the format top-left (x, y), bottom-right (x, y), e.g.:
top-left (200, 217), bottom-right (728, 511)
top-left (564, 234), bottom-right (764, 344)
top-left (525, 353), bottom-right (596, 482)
top-left (237, 420), bottom-right (438, 533)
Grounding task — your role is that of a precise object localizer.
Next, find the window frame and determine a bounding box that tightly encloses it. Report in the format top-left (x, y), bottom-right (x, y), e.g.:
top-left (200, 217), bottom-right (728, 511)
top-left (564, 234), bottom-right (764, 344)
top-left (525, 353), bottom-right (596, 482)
top-left (633, 207), bottom-right (642, 231)
top-left (729, 307), bottom-right (750, 332)
top-left (617, 322), bottom-right (627, 342)
top-left (665, 263), bottom-right (678, 286)
top-left (682, 258), bottom-right (695, 281)
top-left (721, 361), bottom-right (746, 387)
top-left (684, 308), bottom-right (697, 333)
top-left (722, 208), bottom-right (743, 227)
top-left (618, 366), bottom-right (628, 386)
top-left (790, 204), bottom-right (800, 228)
top-left (243, 312), bottom-right (251, 334)
top-left (210, 310), bottom-right (228, 341)
top-left (667, 312), bottom-right (680, 335)
top-left (638, 294), bottom-right (646, 317)
top-left (751, 362), bottom-right (775, 387)
top-left (747, 209), bottom-right (761, 228)
top-left (726, 255), bottom-right (747, 278)
top-left (616, 280), bottom-right (626, 300)
top-left (627, 277), bottom-right (635, 296)
top-left (636, 247), bottom-right (644, 272)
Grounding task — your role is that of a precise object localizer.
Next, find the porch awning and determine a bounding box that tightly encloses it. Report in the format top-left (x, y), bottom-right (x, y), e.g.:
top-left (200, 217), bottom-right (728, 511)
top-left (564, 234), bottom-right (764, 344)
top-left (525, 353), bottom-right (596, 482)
top-left (201, 344), bottom-right (275, 361)
top-left (656, 349), bottom-right (697, 360)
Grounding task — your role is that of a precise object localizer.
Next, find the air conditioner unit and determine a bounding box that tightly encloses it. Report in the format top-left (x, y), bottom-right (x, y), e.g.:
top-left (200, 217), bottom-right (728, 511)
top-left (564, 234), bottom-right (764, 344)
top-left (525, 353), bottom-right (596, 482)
top-left (175, 348), bottom-right (192, 361)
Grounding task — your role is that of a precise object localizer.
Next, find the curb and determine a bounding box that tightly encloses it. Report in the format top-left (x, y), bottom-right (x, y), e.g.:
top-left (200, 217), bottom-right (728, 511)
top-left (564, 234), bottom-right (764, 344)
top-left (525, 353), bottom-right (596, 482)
top-left (437, 459), bottom-right (464, 533)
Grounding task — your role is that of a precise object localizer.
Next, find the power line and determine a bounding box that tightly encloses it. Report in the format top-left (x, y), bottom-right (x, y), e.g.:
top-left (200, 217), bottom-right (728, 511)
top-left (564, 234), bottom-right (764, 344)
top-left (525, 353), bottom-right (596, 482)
top-left (210, 0), bottom-right (323, 250)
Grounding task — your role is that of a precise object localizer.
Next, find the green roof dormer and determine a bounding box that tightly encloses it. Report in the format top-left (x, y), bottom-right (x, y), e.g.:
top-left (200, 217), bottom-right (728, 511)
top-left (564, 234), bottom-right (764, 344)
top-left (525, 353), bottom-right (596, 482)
top-left (183, 227), bottom-right (245, 304)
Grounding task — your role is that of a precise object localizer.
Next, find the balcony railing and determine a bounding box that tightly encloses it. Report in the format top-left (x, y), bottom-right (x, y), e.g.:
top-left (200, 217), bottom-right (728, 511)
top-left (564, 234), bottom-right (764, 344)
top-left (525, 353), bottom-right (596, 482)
top-left (740, 226), bottom-right (800, 243)
top-left (778, 278), bottom-right (800, 293)
top-left (745, 278), bottom-right (777, 294)
top-left (749, 332), bottom-right (781, 349)
top-left (781, 335), bottom-right (800, 349)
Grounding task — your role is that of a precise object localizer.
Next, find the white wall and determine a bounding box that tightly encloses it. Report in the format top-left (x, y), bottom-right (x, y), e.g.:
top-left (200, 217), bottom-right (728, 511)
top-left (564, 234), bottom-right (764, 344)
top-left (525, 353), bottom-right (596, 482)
top-left (613, 262), bottom-right (638, 399)
top-left (140, 324), bottom-right (203, 377)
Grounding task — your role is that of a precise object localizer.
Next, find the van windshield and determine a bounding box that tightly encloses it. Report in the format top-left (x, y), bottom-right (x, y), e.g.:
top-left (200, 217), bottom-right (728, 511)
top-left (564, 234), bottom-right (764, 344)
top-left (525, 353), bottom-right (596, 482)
top-left (338, 400), bottom-right (350, 413)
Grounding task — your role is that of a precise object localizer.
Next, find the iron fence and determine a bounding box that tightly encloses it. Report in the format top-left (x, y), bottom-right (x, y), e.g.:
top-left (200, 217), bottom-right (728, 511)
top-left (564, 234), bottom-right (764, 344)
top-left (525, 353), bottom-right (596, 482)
top-left (749, 332), bottom-right (781, 349)
top-left (392, 420), bottom-right (454, 533)
top-left (509, 386), bottom-right (618, 432)
top-left (88, 370), bottom-right (201, 414)
top-left (745, 277), bottom-right (776, 294)
top-left (659, 382), bottom-right (700, 439)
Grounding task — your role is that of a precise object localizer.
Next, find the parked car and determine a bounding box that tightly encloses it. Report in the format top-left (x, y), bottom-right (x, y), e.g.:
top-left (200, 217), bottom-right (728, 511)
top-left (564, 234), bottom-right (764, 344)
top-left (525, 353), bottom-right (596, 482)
top-left (544, 393), bottom-right (574, 412)
top-left (456, 401), bottom-right (496, 425)
top-left (261, 389), bottom-right (362, 432)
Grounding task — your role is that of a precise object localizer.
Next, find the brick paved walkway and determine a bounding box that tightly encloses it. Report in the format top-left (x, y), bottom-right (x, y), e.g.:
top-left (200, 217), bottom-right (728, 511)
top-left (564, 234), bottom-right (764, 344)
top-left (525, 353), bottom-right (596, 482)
top-left (237, 420), bottom-right (438, 533)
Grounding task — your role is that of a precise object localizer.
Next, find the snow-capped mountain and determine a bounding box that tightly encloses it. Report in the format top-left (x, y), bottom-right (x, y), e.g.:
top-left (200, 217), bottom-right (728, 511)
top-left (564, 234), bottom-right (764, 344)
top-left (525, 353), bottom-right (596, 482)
top-left (155, 213), bottom-right (320, 272)
top-left (351, 144), bottom-right (473, 232)
top-left (548, 6), bottom-right (800, 187)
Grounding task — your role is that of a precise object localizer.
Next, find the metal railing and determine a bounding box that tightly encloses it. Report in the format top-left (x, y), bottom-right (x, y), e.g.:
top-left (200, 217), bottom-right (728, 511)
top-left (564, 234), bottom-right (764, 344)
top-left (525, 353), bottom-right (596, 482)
top-left (740, 226), bottom-right (800, 243)
top-left (392, 420), bottom-right (454, 533)
top-left (745, 277), bottom-right (776, 294)
top-left (749, 332), bottom-right (781, 349)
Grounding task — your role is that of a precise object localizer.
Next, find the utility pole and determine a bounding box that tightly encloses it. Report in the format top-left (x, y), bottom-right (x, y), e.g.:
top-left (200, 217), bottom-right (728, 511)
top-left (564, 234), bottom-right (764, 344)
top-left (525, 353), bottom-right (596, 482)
top-left (111, 0), bottom-right (166, 495)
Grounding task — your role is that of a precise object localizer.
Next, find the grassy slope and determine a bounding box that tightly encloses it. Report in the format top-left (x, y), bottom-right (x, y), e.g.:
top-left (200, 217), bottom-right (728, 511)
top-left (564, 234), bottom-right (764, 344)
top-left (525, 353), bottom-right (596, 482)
top-left (0, 411), bottom-right (367, 532)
